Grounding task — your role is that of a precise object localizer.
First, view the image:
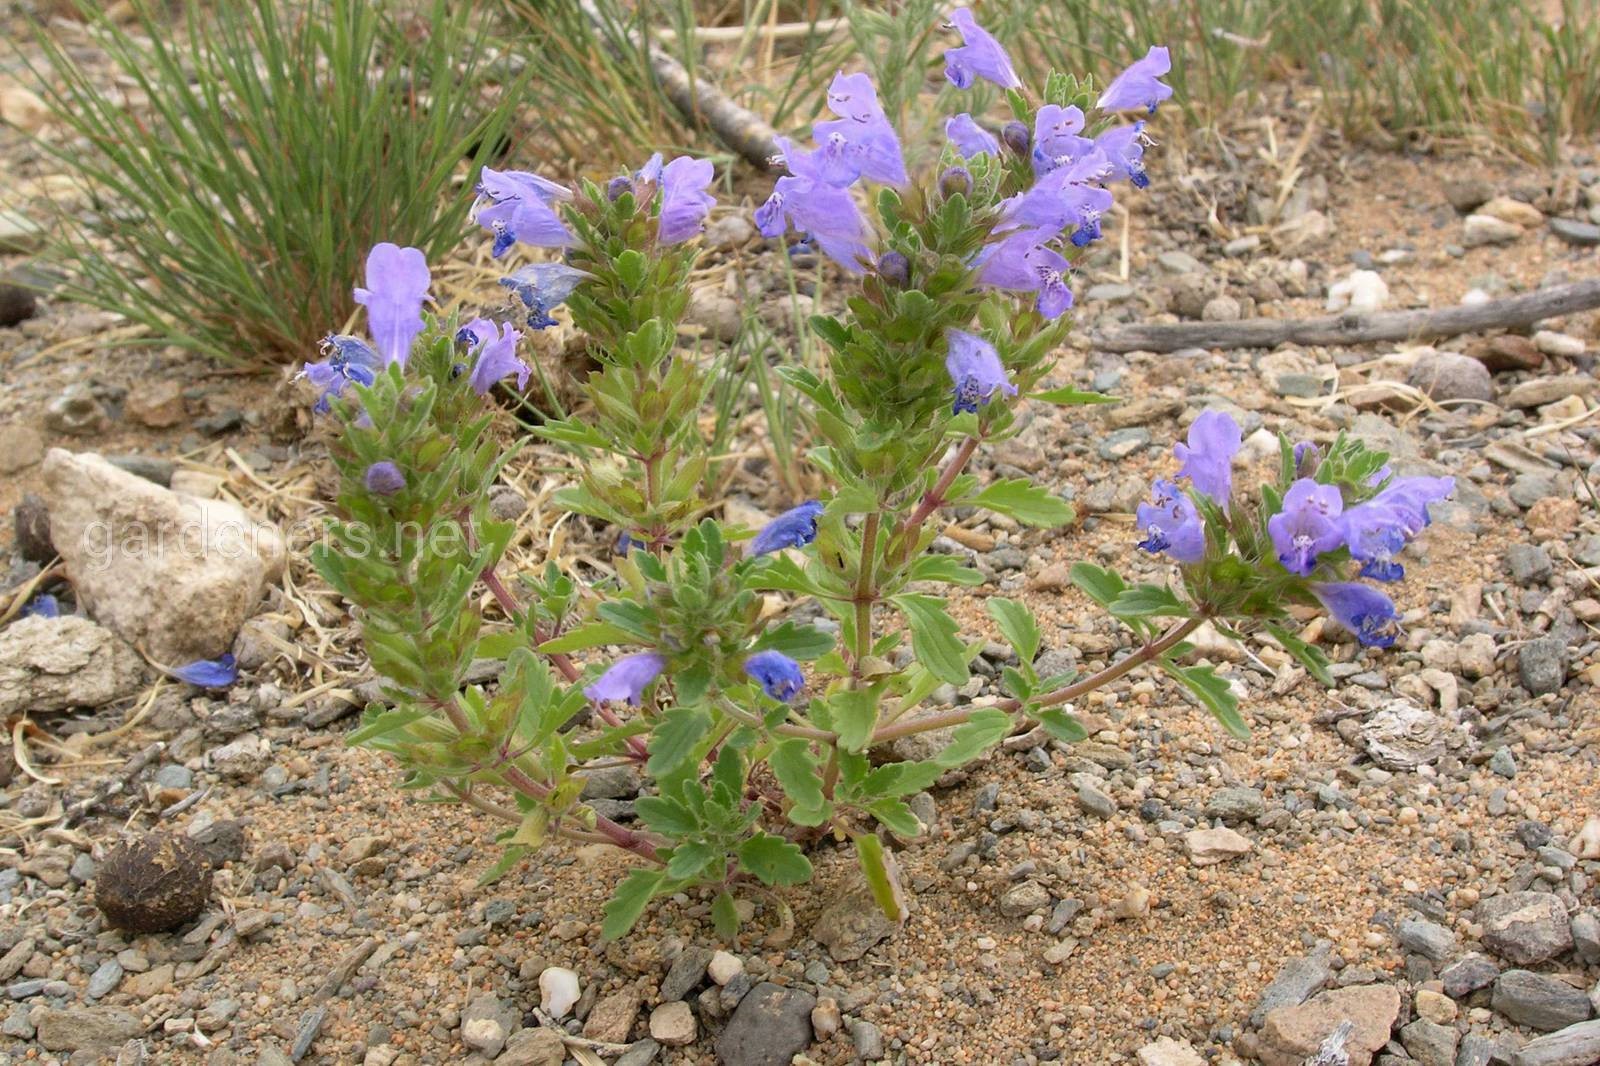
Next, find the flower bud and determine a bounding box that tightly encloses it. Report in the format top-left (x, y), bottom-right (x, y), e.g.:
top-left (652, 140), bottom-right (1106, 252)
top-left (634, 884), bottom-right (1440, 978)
top-left (1001, 120), bottom-right (1030, 156)
top-left (939, 165), bottom-right (973, 198)
top-left (363, 460), bottom-right (406, 496)
top-left (876, 251), bottom-right (909, 288)
top-left (605, 175), bottom-right (632, 202)
top-left (1292, 441), bottom-right (1320, 479)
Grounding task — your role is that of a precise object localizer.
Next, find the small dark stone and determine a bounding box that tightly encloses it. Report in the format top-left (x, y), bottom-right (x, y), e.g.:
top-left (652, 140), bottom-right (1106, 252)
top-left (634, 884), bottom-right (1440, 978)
top-left (13, 494), bottom-right (53, 563)
top-left (94, 832), bottom-right (213, 934)
top-left (1550, 217), bottom-right (1600, 246)
top-left (0, 281), bottom-right (37, 328)
top-left (187, 821), bottom-right (248, 868)
top-left (715, 982), bottom-right (816, 1066)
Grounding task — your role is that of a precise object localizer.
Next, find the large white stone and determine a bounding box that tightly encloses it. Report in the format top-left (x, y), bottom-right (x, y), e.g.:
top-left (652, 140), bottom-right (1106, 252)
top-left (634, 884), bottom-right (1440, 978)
top-left (41, 450), bottom-right (284, 662)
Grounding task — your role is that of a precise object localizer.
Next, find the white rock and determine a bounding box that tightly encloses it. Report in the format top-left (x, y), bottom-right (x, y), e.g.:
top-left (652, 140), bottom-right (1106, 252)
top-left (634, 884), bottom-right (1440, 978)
top-left (1478, 195), bottom-right (1543, 228)
top-left (1138, 1036), bottom-right (1205, 1066)
top-left (1240, 427), bottom-right (1279, 464)
top-left (648, 1001), bottom-right (696, 1046)
top-left (41, 449), bottom-right (284, 662)
top-left (1459, 288), bottom-right (1492, 307)
top-left (707, 950), bottom-right (744, 986)
top-left (1325, 270), bottom-right (1389, 314)
top-left (1184, 827), bottom-right (1253, 865)
top-left (1462, 213), bottom-right (1523, 247)
top-left (1572, 817), bottom-right (1600, 860)
top-left (1533, 330), bottom-right (1586, 357)
top-left (538, 967), bottom-right (580, 1019)
top-left (208, 734), bottom-right (271, 780)
top-left (1361, 699), bottom-right (1445, 770)
top-left (0, 615), bottom-right (146, 715)
top-left (0, 85), bottom-right (49, 133)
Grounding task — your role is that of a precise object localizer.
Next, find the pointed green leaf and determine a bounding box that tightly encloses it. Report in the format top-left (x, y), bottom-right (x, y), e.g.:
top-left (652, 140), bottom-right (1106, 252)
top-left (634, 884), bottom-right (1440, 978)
top-left (1110, 584), bottom-right (1190, 619)
top-left (1161, 661), bottom-right (1249, 740)
top-left (737, 832), bottom-right (812, 886)
top-left (830, 688), bottom-right (881, 753)
top-left (538, 622), bottom-right (636, 654)
top-left (854, 832), bottom-right (906, 923)
top-left (769, 739), bottom-right (830, 826)
top-left (1030, 385), bottom-right (1117, 406)
top-left (867, 797), bottom-right (923, 838)
top-left (665, 841), bottom-right (719, 881)
top-left (1264, 622), bottom-right (1334, 686)
top-left (711, 890), bottom-right (740, 940)
top-left (1037, 707), bottom-right (1088, 743)
top-left (934, 708), bottom-right (1012, 768)
top-left (986, 597), bottom-right (1040, 662)
top-left (601, 868), bottom-right (665, 939)
top-left (967, 478), bottom-right (1073, 528)
top-left (646, 706), bottom-right (711, 777)
top-left (891, 593), bottom-right (971, 687)
top-left (1069, 562), bottom-right (1127, 609)
top-left (634, 795), bottom-right (699, 837)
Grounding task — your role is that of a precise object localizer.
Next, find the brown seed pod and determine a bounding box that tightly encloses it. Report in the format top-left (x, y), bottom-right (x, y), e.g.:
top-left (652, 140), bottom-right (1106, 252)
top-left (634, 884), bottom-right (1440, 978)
top-left (94, 832), bottom-right (213, 934)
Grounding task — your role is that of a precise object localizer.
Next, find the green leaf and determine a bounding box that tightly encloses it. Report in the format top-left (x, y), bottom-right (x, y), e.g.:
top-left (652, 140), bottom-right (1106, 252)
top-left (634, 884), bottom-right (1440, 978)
top-left (711, 890), bottom-right (740, 940)
top-left (1037, 707), bottom-right (1088, 743)
top-left (1069, 562), bottom-right (1127, 609)
top-left (1030, 385), bottom-right (1118, 406)
top-left (830, 688), bottom-right (881, 753)
top-left (986, 597), bottom-right (1040, 663)
top-left (665, 841), bottom-right (719, 881)
top-left (858, 760), bottom-right (944, 798)
top-left (907, 554), bottom-right (985, 587)
top-left (867, 797), bottom-right (923, 838)
top-left (346, 705), bottom-right (430, 746)
top-left (934, 708), bottom-right (1012, 768)
top-left (751, 621), bottom-right (835, 661)
top-left (1161, 661), bottom-right (1249, 740)
top-left (634, 795), bottom-right (699, 837)
top-left (538, 622), bottom-right (635, 654)
top-left (1264, 622), bottom-right (1334, 686)
top-left (1110, 584), bottom-right (1191, 619)
top-left (646, 706), bottom-right (712, 777)
top-left (769, 739), bottom-right (830, 826)
top-left (601, 868), bottom-right (665, 939)
top-left (474, 631), bottom-right (523, 660)
top-left (891, 594), bottom-right (971, 687)
top-left (967, 479), bottom-right (1073, 528)
top-left (854, 832), bottom-right (906, 922)
top-left (737, 833), bottom-right (813, 886)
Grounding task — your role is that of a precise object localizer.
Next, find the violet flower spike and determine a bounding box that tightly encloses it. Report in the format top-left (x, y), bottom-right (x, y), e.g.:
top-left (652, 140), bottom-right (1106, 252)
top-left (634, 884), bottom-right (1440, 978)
top-left (946, 113), bottom-right (1000, 158)
top-left (1339, 503), bottom-right (1409, 582)
top-left (363, 461), bottom-right (406, 496)
top-left (353, 243), bottom-right (430, 368)
top-left (744, 651), bottom-right (805, 702)
top-left (299, 334), bottom-right (381, 413)
top-left (943, 8), bottom-right (1021, 90)
top-left (475, 167), bottom-right (573, 256)
top-left (814, 73), bottom-right (907, 188)
top-left (825, 71), bottom-right (889, 123)
top-left (1367, 475), bottom-right (1454, 534)
top-left (460, 318), bottom-right (529, 396)
top-left (1135, 479), bottom-right (1205, 563)
top-left (499, 263), bottom-right (594, 330)
top-left (1097, 45), bottom-right (1174, 114)
top-left (996, 149), bottom-right (1115, 244)
top-left (1292, 441), bottom-right (1320, 478)
top-left (657, 156), bottom-right (716, 245)
top-left (170, 653), bottom-right (239, 689)
top-left (750, 501), bottom-right (824, 556)
top-left (1267, 478), bottom-right (1345, 575)
top-left (755, 146), bottom-right (874, 274)
top-left (1312, 582), bottom-right (1401, 649)
top-left (1172, 409), bottom-right (1241, 506)
top-left (584, 652), bottom-right (666, 706)
top-left (1031, 105), bottom-right (1092, 174)
top-left (944, 329), bottom-right (1017, 414)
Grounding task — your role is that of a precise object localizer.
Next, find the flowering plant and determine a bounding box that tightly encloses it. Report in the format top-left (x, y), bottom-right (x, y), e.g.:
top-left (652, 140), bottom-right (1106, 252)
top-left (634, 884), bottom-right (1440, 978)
top-left (307, 13), bottom-right (1448, 939)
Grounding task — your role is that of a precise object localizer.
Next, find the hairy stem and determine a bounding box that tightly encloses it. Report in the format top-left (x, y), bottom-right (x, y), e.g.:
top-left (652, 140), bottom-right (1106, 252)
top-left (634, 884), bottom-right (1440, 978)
top-left (868, 616), bottom-right (1205, 745)
top-left (851, 511), bottom-right (880, 682)
top-left (888, 436), bottom-right (979, 567)
top-left (500, 764), bottom-right (663, 863)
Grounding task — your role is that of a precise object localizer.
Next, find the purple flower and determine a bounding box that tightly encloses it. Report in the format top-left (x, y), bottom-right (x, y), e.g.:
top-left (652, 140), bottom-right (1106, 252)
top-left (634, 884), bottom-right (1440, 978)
top-left (750, 501), bottom-right (824, 556)
top-left (947, 113), bottom-right (1000, 158)
top-left (299, 334), bottom-right (381, 413)
top-left (1367, 475), bottom-right (1454, 534)
top-left (1339, 503), bottom-right (1409, 582)
top-left (1001, 120), bottom-right (1031, 156)
top-left (21, 593), bottom-right (59, 619)
top-left (944, 8), bottom-right (1021, 90)
top-left (635, 152), bottom-right (665, 187)
top-left (1268, 478), bottom-right (1345, 575)
top-left (756, 146), bottom-right (873, 273)
top-left (945, 329), bottom-right (1017, 414)
top-left (744, 650), bottom-right (805, 702)
top-left (475, 167), bottom-right (573, 256)
top-left (1312, 582), bottom-right (1401, 649)
top-left (585, 652), bottom-right (666, 706)
top-left (814, 73), bottom-right (907, 187)
top-left (363, 461), bottom-right (406, 496)
top-left (975, 228), bottom-right (1074, 319)
top-left (459, 318), bottom-right (528, 396)
top-left (1032, 105), bottom-right (1092, 173)
top-left (1173, 410), bottom-right (1241, 506)
top-left (877, 251), bottom-right (910, 287)
top-left (1095, 122), bottom-right (1150, 188)
top-left (997, 150), bottom-right (1115, 246)
top-left (658, 156), bottom-right (716, 245)
top-left (353, 243), bottom-right (430, 368)
top-left (499, 263), bottom-right (593, 330)
top-left (170, 653), bottom-right (239, 688)
top-left (1098, 45), bottom-right (1174, 114)
top-left (1136, 479), bottom-right (1205, 563)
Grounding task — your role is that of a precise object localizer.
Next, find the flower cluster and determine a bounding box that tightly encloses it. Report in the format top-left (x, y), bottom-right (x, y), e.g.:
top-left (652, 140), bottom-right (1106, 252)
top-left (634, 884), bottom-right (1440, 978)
top-left (1137, 411), bottom-right (1454, 649)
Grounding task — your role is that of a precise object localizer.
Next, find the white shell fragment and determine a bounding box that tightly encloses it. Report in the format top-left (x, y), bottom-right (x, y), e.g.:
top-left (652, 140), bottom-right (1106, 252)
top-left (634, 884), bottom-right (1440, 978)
top-left (539, 966), bottom-right (580, 1019)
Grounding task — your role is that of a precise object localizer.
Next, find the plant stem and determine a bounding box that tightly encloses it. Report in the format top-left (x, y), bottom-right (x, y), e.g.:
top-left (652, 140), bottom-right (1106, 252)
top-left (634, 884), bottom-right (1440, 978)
top-left (867, 616), bottom-right (1205, 745)
top-left (888, 436), bottom-right (979, 566)
top-left (851, 511), bottom-right (880, 682)
top-left (500, 764), bottom-right (663, 864)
